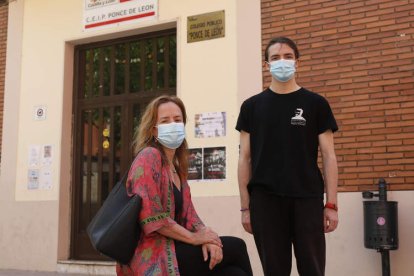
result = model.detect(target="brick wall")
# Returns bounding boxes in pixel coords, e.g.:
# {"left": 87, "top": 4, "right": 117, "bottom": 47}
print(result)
{"left": 0, "top": 2, "right": 8, "bottom": 158}
{"left": 261, "top": 0, "right": 414, "bottom": 192}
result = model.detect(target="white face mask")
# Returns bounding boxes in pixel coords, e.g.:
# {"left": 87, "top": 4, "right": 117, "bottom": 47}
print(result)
{"left": 269, "top": 59, "right": 296, "bottom": 82}
{"left": 156, "top": 122, "right": 185, "bottom": 149}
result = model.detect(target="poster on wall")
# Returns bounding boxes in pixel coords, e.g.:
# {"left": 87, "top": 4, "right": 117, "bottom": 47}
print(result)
{"left": 194, "top": 112, "right": 226, "bottom": 138}
{"left": 203, "top": 147, "right": 226, "bottom": 180}
{"left": 28, "top": 169, "right": 40, "bottom": 190}
{"left": 27, "top": 144, "right": 54, "bottom": 190}
{"left": 28, "top": 145, "right": 41, "bottom": 167}
{"left": 188, "top": 148, "right": 203, "bottom": 181}
{"left": 83, "top": 0, "right": 158, "bottom": 30}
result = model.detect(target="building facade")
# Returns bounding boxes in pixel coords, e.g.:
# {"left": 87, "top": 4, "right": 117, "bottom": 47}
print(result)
{"left": 0, "top": 0, "right": 413, "bottom": 275}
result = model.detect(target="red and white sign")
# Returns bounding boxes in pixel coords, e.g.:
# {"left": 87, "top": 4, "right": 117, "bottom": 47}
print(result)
{"left": 84, "top": 0, "right": 157, "bottom": 30}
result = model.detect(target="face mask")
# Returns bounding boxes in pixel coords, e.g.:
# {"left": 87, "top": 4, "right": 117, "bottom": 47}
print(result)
{"left": 269, "top": 59, "right": 296, "bottom": 82}
{"left": 156, "top": 122, "right": 185, "bottom": 149}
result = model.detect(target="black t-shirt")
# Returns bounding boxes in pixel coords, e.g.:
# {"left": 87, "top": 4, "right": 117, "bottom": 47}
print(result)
{"left": 236, "top": 87, "right": 338, "bottom": 198}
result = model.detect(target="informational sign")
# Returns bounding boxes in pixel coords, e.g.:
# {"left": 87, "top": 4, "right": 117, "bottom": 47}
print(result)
{"left": 188, "top": 147, "right": 226, "bottom": 181}
{"left": 27, "top": 144, "right": 54, "bottom": 190}
{"left": 84, "top": 0, "right": 158, "bottom": 30}
{"left": 195, "top": 112, "right": 226, "bottom": 138}
{"left": 187, "top": 10, "right": 225, "bottom": 43}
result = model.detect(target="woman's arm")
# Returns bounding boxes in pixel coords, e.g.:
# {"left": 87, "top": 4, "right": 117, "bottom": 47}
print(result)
{"left": 157, "top": 224, "right": 222, "bottom": 247}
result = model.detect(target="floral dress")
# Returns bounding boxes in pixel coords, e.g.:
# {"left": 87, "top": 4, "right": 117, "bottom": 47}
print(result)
{"left": 116, "top": 147, "right": 205, "bottom": 276}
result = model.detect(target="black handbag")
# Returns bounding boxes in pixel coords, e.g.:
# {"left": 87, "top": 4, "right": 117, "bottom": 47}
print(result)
{"left": 87, "top": 173, "right": 142, "bottom": 264}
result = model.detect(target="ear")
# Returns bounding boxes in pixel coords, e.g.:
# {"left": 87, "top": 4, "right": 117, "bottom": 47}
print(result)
{"left": 264, "top": 61, "right": 270, "bottom": 71}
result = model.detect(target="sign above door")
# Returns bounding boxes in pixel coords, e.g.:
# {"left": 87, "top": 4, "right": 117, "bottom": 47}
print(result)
{"left": 83, "top": 0, "right": 158, "bottom": 30}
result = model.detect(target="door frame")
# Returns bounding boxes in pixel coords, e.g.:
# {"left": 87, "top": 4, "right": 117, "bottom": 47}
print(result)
{"left": 70, "top": 28, "right": 176, "bottom": 260}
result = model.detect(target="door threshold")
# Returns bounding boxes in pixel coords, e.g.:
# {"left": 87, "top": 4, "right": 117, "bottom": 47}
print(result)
{"left": 57, "top": 260, "right": 116, "bottom": 275}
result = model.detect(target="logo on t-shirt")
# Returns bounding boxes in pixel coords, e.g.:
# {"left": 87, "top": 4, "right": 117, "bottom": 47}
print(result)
{"left": 291, "top": 108, "right": 306, "bottom": 126}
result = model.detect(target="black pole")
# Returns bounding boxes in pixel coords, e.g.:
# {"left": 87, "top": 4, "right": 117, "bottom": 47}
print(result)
{"left": 378, "top": 178, "right": 387, "bottom": 201}
{"left": 380, "top": 250, "right": 390, "bottom": 276}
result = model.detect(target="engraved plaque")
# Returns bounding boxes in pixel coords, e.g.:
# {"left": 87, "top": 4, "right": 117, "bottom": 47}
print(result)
{"left": 187, "top": 10, "right": 225, "bottom": 43}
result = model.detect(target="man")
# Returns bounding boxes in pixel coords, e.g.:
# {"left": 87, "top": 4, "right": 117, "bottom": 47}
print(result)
{"left": 236, "top": 37, "right": 339, "bottom": 276}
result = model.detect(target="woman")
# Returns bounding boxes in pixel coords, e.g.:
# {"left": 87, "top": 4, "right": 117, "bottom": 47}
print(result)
{"left": 117, "top": 95, "right": 253, "bottom": 276}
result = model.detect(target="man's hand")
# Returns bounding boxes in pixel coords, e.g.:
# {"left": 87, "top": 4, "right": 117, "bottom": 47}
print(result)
{"left": 202, "top": 243, "right": 223, "bottom": 270}
{"left": 241, "top": 210, "right": 253, "bottom": 234}
{"left": 324, "top": 208, "right": 338, "bottom": 233}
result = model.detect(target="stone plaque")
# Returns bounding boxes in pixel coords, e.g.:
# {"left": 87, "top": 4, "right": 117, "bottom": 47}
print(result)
{"left": 187, "top": 10, "right": 225, "bottom": 43}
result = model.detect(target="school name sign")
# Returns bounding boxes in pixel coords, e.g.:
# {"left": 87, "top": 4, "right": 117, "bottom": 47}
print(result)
{"left": 84, "top": 0, "right": 157, "bottom": 30}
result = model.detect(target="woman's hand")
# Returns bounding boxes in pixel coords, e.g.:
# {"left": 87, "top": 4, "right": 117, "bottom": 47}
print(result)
{"left": 202, "top": 243, "right": 223, "bottom": 270}
{"left": 191, "top": 227, "right": 222, "bottom": 247}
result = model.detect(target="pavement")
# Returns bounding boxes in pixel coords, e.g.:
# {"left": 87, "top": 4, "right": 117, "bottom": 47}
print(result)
{"left": 0, "top": 271, "right": 88, "bottom": 276}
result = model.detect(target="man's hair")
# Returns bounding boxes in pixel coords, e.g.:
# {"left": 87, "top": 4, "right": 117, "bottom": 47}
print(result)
{"left": 264, "top": 37, "right": 300, "bottom": 61}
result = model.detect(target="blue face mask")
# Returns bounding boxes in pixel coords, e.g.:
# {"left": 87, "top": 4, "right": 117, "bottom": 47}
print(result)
{"left": 269, "top": 59, "right": 296, "bottom": 82}
{"left": 156, "top": 122, "right": 185, "bottom": 149}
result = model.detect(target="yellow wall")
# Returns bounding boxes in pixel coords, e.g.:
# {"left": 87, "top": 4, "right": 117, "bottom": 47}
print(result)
{"left": 0, "top": 0, "right": 262, "bottom": 271}
{"left": 13, "top": 0, "right": 261, "bottom": 201}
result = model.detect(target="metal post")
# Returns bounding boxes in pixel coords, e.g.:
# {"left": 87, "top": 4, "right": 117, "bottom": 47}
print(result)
{"left": 378, "top": 178, "right": 387, "bottom": 201}
{"left": 380, "top": 250, "right": 390, "bottom": 276}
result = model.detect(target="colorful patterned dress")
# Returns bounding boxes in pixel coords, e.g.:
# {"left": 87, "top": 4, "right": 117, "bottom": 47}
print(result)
{"left": 116, "top": 147, "right": 205, "bottom": 276}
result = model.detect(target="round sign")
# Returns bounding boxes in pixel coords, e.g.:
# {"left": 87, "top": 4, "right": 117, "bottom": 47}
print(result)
{"left": 37, "top": 108, "right": 44, "bottom": 117}
{"left": 377, "top": 217, "right": 386, "bottom": 226}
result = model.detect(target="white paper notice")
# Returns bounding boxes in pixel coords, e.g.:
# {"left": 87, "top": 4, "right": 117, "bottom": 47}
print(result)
{"left": 194, "top": 112, "right": 226, "bottom": 138}
{"left": 39, "top": 168, "right": 53, "bottom": 190}
{"left": 28, "top": 169, "right": 40, "bottom": 190}
{"left": 42, "top": 144, "right": 53, "bottom": 166}
{"left": 27, "top": 144, "right": 54, "bottom": 191}
{"left": 28, "top": 145, "right": 41, "bottom": 167}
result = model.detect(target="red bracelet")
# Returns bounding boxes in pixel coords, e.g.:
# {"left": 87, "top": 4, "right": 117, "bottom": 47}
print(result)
{"left": 240, "top": 208, "right": 249, "bottom": 212}
{"left": 324, "top": 202, "right": 338, "bottom": 211}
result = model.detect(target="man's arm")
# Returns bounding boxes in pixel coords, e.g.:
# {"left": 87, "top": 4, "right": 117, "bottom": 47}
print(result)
{"left": 319, "top": 130, "right": 339, "bottom": 233}
{"left": 238, "top": 130, "right": 252, "bottom": 234}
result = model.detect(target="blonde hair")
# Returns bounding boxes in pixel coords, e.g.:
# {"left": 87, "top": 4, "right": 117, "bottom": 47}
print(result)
{"left": 133, "top": 95, "right": 188, "bottom": 179}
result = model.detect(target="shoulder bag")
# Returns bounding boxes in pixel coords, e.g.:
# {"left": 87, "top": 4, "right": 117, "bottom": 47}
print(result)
{"left": 87, "top": 173, "right": 142, "bottom": 265}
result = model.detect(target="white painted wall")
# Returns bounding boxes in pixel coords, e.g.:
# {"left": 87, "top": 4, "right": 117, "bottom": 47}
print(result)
{"left": 0, "top": 0, "right": 262, "bottom": 271}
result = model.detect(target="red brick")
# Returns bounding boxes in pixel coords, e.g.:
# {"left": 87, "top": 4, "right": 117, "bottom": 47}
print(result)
{"left": 365, "top": 7, "right": 395, "bottom": 17}
{"left": 380, "top": 20, "right": 410, "bottom": 32}
{"left": 369, "top": 79, "right": 400, "bottom": 87}
{"left": 261, "top": 0, "right": 414, "bottom": 191}
{"left": 379, "top": 0, "right": 409, "bottom": 9}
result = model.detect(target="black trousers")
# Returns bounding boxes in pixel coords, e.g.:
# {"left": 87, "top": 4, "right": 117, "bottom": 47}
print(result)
{"left": 175, "top": 236, "right": 253, "bottom": 276}
{"left": 250, "top": 189, "right": 326, "bottom": 276}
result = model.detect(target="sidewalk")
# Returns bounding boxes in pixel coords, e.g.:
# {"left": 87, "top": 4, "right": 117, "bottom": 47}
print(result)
{"left": 0, "top": 271, "right": 88, "bottom": 276}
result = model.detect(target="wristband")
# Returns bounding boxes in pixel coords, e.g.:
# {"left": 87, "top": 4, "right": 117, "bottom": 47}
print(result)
{"left": 240, "top": 208, "right": 249, "bottom": 212}
{"left": 324, "top": 202, "right": 338, "bottom": 211}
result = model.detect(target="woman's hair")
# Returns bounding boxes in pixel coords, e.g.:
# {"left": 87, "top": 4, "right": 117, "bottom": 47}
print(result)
{"left": 133, "top": 95, "right": 188, "bottom": 179}
{"left": 264, "top": 36, "right": 300, "bottom": 61}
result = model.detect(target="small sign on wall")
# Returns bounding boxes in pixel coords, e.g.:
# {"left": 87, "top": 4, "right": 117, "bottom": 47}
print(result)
{"left": 187, "top": 10, "right": 225, "bottom": 43}
{"left": 83, "top": 0, "right": 158, "bottom": 30}
{"left": 34, "top": 106, "right": 47, "bottom": 121}
{"left": 27, "top": 144, "right": 54, "bottom": 190}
